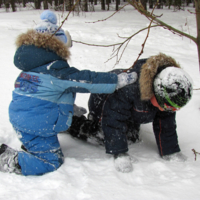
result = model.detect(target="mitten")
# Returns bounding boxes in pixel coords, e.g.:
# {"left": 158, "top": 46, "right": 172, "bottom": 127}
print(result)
{"left": 73, "top": 104, "right": 87, "bottom": 117}
{"left": 162, "top": 152, "right": 187, "bottom": 162}
{"left": 116, "top": 72, "right": 137, "bottom": 90}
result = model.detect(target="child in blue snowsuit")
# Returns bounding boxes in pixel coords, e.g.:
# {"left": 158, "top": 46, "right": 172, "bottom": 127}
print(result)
{"left": 0, "top": 11, "right": 137, "bottom": 176}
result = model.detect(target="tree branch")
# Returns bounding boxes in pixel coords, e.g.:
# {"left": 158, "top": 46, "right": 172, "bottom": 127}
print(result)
{"left": 127, "top": 0, "right": 197, "bottom": 44}
{"left": 73, "top": 24, "right": 160, "bottom": 65}
{"left": 44, "top": 0, "right": 80, "bottom": 44}
{"left": 123, "top": 1, "right": 158, "bottom": 72}
{"left": 86, "top": 3, "right": 129, "bottom": 24}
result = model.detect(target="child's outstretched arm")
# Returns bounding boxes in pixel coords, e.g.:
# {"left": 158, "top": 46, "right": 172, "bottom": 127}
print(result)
{"left": 51, "top": 70, "right": 137, "bottom": 94}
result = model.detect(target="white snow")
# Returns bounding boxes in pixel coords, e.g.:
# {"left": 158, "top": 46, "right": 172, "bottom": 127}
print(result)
{"left": 0, "top": 4, "right": 200, "bottom": 200}
{"left": 154, "top": 67, "right": 193, "bottom": 99}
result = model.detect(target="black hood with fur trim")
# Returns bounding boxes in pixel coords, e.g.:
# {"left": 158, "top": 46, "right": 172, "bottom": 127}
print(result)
{"left": 139, "top": 53, "right": 180, "bottom": 101}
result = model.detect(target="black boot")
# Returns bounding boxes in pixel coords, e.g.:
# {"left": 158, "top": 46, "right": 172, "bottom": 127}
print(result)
{"left": 67, "top": 116, "right": 104, "bottom": 145}
{"left": 67, "top": 116, "right": 88, "bottom": 141}
{"left": 0, "top": 144, "right": 21, "bottom": 174}
{"left": 126, "top": 122, "right": 140, "bottom": 143}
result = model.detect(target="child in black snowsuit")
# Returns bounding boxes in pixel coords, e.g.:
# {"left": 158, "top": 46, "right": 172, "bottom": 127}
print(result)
{"left": 68, "top": 53, "right": 193, "bottom": 173}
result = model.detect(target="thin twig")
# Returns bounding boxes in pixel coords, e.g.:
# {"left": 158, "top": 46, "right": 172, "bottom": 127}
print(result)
{"left": 123, "top": 1, "right": 158, "bottom": 72}
{"left": 127, "top": 0, "right": 197, "bottom": 44}
{"left": 187, "top": 9, "right": 200, "bottom": 15}
{"left": 73, "top": 25, "right": 160, "bottom": 65}
{"left": 86, "top": 3, "right": 129, "bottom": 24}
{"left": 43, "top": 0, "right": 80, "bottom": 44}
{"left": 192, "top": 149, "right": 200, "bottom": 161}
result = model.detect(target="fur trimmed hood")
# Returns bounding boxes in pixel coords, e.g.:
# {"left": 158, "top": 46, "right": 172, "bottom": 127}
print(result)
{"left": 139, "top": 53, "right": 181, "bottom": 101}
{"left": 15, "top": 29, "right": 70, "bottom": 60}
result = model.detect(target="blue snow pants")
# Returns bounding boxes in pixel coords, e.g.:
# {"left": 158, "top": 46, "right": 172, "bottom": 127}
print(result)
{"left": 15, "top": 128, "right": 64, "bottom": 176}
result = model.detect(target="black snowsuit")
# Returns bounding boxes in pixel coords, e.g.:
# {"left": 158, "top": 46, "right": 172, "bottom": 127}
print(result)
{"left": 88, "top": 53, "right": 181, "bottom": 156}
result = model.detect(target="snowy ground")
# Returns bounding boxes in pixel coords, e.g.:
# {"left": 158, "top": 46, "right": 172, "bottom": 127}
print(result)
{"left": 0, "top": 4, "right": 200, "bottom": 200}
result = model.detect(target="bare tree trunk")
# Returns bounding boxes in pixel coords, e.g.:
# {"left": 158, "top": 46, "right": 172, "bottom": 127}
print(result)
{"left": 10, "top": 0, "right": 16, "bottom": 11}
{"left": 195, "top": 0, "right": 200, "bottom": 68}
{"left": 186, "top": 0, "right": 191, "bottom": 6}
{"left": 168, "top": 0, "right": 172, "bottom": 8}
{"left": 149, "top": 0, "right": 153, "bottom": 8}
{"left": 106, "top": 0, "right": 109, "bottom": 10}
{"left": 55, "top": 0, "right": 58, "bottom": 6}
{"left": 116, "top": 0, "right": 119, "bottom": 10}
{"left": 22, "top": 0, "right": 26, "bottom": 7}
{"left": 140, "top": 0, "right": 147, "bottom": 10}
{"left": 101, "top": 0, "right": 105, "bottom": 10}
{"left": 34, "top": 0, "right": 41, "bottom": 9}
{"left": 157, "top": 0, "right": 161, "bottom": 9}
{"left": 48, "top": 0, "right": 52, "bottom": 5}
{"left": 66, "top": 0, "right": 72, "bottom": 10}
{"left": 84, "top": 0, "right": 88, "bottom": 11}
{"left": 5, "top": 0, "right": 9, "bottom": 11}
{"left": 43, "top": 0, "right": 48, "bottom": 9}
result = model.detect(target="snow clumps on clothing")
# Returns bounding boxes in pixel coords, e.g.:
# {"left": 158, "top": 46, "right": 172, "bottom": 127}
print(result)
{"left": 154, "top": 67, "right": 193, "bottom": 109}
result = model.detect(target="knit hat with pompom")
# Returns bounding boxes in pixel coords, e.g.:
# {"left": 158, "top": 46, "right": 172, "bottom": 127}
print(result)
{"left": 35, "top": 10, "right": 72, "bottom": 47}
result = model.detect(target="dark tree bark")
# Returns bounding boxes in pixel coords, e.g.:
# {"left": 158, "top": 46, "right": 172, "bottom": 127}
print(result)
{"left": 34, "top": 0, "right": 41, "bottom": 9}
{"left": 84, "top": 0, "right": 88, "bottom": 11}
{"left": 22, "top": 0, "right": 26, "bottom": 7}
{"left": 149, "top": 0, "right": 153, "bottom": 9}
{"left": 140, "top": 0, "right": 147, "bottom": 10}
{"left": 106, "top": 0, "right": 109, "bottom": 10}
{"left": 48, "top": 0, "right": 52, "bottom": 5}
{"left": 195, "top": 0, "right": 200, "bottom": 68}
{"left": 43, "top": 0, "right": 48, "bottom": 9}
{"left": 10, "top": 0, "right": 16, "bottom": 11}
{"left": 101, "top": 0, "right": 105, "bottom": 10}
{"left": 66, "top": 0, "right": 72, "bottom": 11}
{"left": 54, "top": 0, "right": 58, "bottom": 6}
{"left": 5, "top": 1, "right": 9, "bottom": 11}
{"left": 116, "top": 0, "right": 119, "bottom": 10}
{"left": 168, "top": 0, "right": 172, "bottom": 9}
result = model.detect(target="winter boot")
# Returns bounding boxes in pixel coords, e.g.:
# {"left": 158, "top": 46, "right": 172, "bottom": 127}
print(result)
{"left": 0, "top": 144, "right": 21, "bottom": 174}
{"left": 126, "top": 122, "right": 140, "bottom": 143}
{"left": 80, "top": 119, "right": 105, "bottom": 145}
{"left": 114, "top": 153, "right": 137, "bottom": 173}
{"left": 67, "top": 115, "right": 88, "bottom": 141}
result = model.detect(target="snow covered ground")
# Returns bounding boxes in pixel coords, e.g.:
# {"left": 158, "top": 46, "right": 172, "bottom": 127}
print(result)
{"left": 0, "top": 4, "right": 200, "bottom": 200}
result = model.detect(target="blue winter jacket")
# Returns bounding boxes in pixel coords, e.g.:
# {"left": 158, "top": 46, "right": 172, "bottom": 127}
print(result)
{"left": 9, "top": 30, "right": 118, "bottom": 135}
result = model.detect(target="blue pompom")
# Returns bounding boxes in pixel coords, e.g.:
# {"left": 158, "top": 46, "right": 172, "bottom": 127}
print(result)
{"left": 40, "top": 10, "right": 57, "bottom": 24}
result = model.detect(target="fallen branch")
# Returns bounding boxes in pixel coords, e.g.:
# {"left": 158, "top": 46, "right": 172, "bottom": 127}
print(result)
{"left": 192, "top": 149, "right": 200, "bottom": 161}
